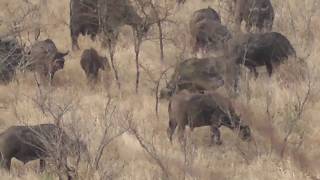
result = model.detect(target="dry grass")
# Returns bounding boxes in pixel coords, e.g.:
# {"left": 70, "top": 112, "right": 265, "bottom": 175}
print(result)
{"left": 0, "top": 0, "right": 320, "bottom": 179}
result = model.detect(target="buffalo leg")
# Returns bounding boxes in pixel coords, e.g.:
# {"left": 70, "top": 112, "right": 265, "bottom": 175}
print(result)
{"left": 265, "top": 61, "right": 273, "bottom": 77}
{"left": 90, "top": 34, "right": 96, "bottom": 41}
{"left": 248, "top": 65, "right": 258, "bottom": 78}
{"left": 0, "top": 158, "right": 11, "bottom": 171}
{"left": 39, "top": 159, "right": 45, "bottom": 172}
{"left": 211, "top": 126, "right": 222, "bottom": 145}
{"left": 71, "top": 32, "right": 80, "bottom": 51}
{"left": 264, "top": 20, "right": 273, "bottom": 32}
{"left": 177, "top": 125, "right": 186, "bottom": 144}
{"left": 245, "top": 22, "right": 252, "bottom": 33}
{"left": 167, "top": 120, "right": 177, "bottom": 142}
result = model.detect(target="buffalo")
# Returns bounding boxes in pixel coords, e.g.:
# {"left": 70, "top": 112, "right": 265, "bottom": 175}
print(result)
{"left": 70, "top": 0, "right": 150, "bottom": 50}
{"left": 190, "top": 7, "right": 231, "bottom": 56}
{"left": 167, "top": 90, "right": 251, "bottom": 145}
{"left": 70, "top": 0, "right": 99, "bottom": 50}
{"left": 234, "top": 0, "right": 274, "bottom": 32}
{"left": 26, "top": 39, "right": 69, "bottom": 84}
{"left": 228, "top": 32, "right": 296, "bottom": 77}
{"left": 0, "top": 124, "right": 88, "bottom": 175}
{"left": 160, "top": 57, "right": 228, "bottom": 99}
{"left": 0, "top": 37, "right": 23, "bottom": 84}
{"left": 80, "top": 48, "right": 110, "bottom": 84}
{"left": 190, "top": 7, "right": 221, "bottom": 25}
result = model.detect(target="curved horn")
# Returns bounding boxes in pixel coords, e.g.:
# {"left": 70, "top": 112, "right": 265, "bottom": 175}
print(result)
{"left": 55, "top": 51, "right": 69, "bottom": 59}
{"left": 61, "top": 50, "right": 69, "bottom": 56}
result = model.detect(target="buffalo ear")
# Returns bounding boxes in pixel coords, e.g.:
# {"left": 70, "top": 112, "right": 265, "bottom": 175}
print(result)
{"left": 55, "top": 51, "right": 69, "bottom": 59}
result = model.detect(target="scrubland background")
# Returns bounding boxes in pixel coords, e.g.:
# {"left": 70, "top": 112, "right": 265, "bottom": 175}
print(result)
{"left": 0, "top": 0, "right": 320, "bottom": 179}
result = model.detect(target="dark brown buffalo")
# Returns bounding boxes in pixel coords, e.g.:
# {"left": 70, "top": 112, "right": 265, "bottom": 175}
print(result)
{"left": 191, "top": 19, "right": 232, "bottom": 55}
{"left": 167, "top": 91, "right": 251, "bottom": 145}
{"left": 0, "top": 124, "right": 88, "bottom": 174}
{"left": 229, "top": 32, "right": 296, "bottom": 77}
{"left": 190, "top": 7, "right": 221, "bottom": 25}
{"left": 70, "top": 0, "right": 99, "bottom": 50}
{"left": 80, "top": 48, "right": 110, "bottom": 83}
{"left": 26, "top": 39, "right": 69, "bottom": 84}
{"left": 160, "top": 57, "right": 227, "bottom": 99}
{"left": 234, "top": 0, "right": 274, "bottom": 32}
{"left": 0, "top": 37, "right": 23, "bottom": 84}
{"left": 70, "top": 0, "right": 150, "bottom": 50}
{"left": 190, "top": 7, "right": 231, "bottom": 55}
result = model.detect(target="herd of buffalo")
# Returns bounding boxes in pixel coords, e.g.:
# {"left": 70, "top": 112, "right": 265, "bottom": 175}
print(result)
{"left": 0, "top": 0, "right": 307, "bottom": 176}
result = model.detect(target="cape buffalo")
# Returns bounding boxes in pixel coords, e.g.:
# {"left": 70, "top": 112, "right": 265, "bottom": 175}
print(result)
{"left": 160, "top": 57, "right": 227, "bottom": 99}
{"left": 80, "top": 48, "right": 110, "bottom": 84}
{"left": 190, "top": 7, "right": 221, "bottom": 25}
{"left": 190, "top": 19, "right": 232, "bottom": 56}
{"left": 228, "top": 32, "right": 296, "bottom": 77}
{"left": 0, "top": 37, "right": 23, "bottom": 84}
{"left": 26, "top": 39, "right": 69, "bottom": 84}
{"left": 70, "top": 0, "right": 99, "bottom": 50}
{"left": 0, "top": 124, "right": 88, "bottom": 174}
{"left": 190, "top": 7, "right": 231, "bottom": 56}
{"left": 167, "top": 90, "right": 251, "bottom": 145}
{"left": 70, "top": 0, "right": 150, "bottom": 50}
{"left": 234, "top": 0, "right": 274, "bottom": 32}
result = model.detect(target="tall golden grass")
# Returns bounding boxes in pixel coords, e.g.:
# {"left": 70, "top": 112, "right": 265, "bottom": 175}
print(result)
{"left": 0, "top": 0, "right": 320, "bottom": 179}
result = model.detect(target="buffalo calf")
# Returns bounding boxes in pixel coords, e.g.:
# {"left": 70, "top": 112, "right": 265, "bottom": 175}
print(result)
{"left": 80, "top": 48, "right": 110, "bottom": 84}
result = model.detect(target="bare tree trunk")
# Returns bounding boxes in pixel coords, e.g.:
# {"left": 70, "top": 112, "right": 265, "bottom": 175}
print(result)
{"left": 98, "top": 0, "right": 121, "bottom": 90}
{"left": 155, "top": 79, "right": 160, "bottom": 118}
{"left": 107, "top": 41, "right": 121, "bottom": 90}
{"left": 134, "top": 30, "right": 142, "bottom": 93}
{"left": 135, "top": 49, "right": 140, "bottom": 93}
{"left": 157, "top": 21, "right": 164, "bottom": 62}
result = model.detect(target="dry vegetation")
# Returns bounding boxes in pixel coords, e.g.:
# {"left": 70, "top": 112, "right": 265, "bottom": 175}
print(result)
{"left": 0, "top": 0, "right": 320, "bottom": 179}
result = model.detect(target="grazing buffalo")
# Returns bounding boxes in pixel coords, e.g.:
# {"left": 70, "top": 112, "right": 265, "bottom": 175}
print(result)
{"left": 0, "top": 124, "right": 88, "bottom": 174}
{"left": 0, "top": 37, "right": 23, "bottom": 84}
{"left": 70, "top": 0, "right": 99, "bottom": 50}
{"left": 160, "top": 57, "right": 228, "bottom": 99}
{"left": 229, "top": 32, "right": 296, "bottom": 77}
{"left": 190, "top": 7, "right": 231, "bottom": 55}
{"left": 70, "top": 0, "right": 150, "bottom": 50}
{"left": 80, "top": 48, "right": 110, "bottom": 84}
{"left": 234, "top": 0, "right": 274, "bottom": 32}
{"left": 167, "top": 91, "right": 251, "bottom": 145}
{"left": 26, "top": 39, "right": 69, "bottom": 84}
